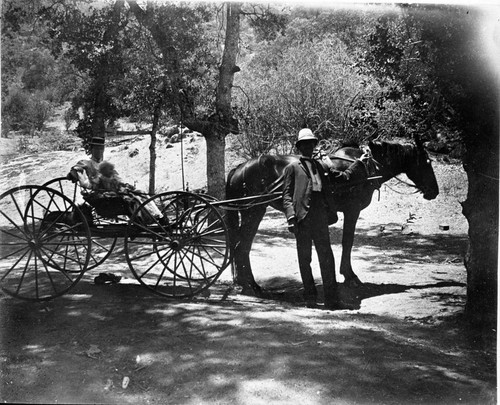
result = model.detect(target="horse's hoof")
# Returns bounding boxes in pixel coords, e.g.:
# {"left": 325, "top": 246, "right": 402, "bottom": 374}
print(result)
{"left": 241, "top": 285, "right": 262, "bottom": 297}
{"left": 344, "top": 277, "right": 363, "bottom": 289}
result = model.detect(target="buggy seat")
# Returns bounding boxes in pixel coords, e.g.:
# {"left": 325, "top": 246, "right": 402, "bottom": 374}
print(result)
{"left": 81, "top": 190, "right": 134, "bottom": 218}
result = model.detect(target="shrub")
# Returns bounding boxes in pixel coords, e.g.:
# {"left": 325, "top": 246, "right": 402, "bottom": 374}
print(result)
{"left": 2, "top": 86, "right": 31, "bottom": 132}
{"left": 234, "top": 35, "right": 381, "bottom": 157}
{"left": 64, "top": 107, "right": 79, "bottom": 131}
{"left": 2, "top": 86, "right": 54, "bottom": 134}
{"left": 17, "top": 129, "right": 80, "bottom": 154}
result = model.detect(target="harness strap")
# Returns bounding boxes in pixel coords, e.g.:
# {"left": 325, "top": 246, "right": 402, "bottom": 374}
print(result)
{"left": 360, "top": 145, "right": 382, "bottom": 190}
{"left": 263, "top": 173, "right": 284, "bottom": 193}
{"left": 241, "top": 162, "right": 249, "bottom": 197}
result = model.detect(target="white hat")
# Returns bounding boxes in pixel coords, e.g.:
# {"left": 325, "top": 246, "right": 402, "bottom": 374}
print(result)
{"left": 296, "top": 128, "right": 318, "bottom": 146}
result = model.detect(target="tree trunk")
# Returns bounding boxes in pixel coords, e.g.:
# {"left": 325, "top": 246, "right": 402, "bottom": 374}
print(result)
{"left": 149, "top": 106, "right": 161, "bottom": 195}
{"left": 440, "top": 12, "right": 499, "bottom": 334}
{"left": 90, "top": 0, "right": 125, "bottom": 161}
{"left": 206, "top": 133, "right": 227, "bottom": 199}
{"left": 206, "top": 2, "right": 241, "bottom": 199}
{"left": 462, "top": 117, "right": 498, "bottom": 330}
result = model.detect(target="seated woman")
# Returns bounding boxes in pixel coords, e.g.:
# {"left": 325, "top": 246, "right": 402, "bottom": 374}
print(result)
{"left": 68, "top": 160, "right": 164, "bottom": 222}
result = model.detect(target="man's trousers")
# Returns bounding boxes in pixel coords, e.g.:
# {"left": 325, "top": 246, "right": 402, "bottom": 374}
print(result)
{"left": 294, "top": 191, "right": 338, "bottom": 304}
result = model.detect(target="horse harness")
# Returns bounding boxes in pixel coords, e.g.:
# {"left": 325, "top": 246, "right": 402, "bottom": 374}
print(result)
{"left": 236, "top": 146, "right": 383, "bottom": 210}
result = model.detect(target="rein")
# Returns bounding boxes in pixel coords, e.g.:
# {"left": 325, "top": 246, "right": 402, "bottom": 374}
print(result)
{"left": 361, "top": 146, "right": 421, "bottom": 195}
{"left": 212, "top": 192, "right": 282, "bottom": 211}
{"left": 383, "top": 178, "right": 421, "bottom": 195}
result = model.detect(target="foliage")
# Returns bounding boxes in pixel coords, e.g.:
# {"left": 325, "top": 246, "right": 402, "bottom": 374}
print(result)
{"left": 359, "top": 4, "right": 481, "bottom": 152}
{"left": 245, "top": 4, "right": 289, "bottom": 42}
{"left": 119, "top": 2, "right": 219, "bottom": 123}
{"left": 235, "top": 29, "right": 384, "bottom": 157}
{"left": 1, "top": 1, "right": 483, "bottom": 162}
{"left": 39, "top": 1, "right": 220, "bottom": 154}
{"left": 2, "top": 86, "right": 54, "bottom": 134}
{"left": 17, "top": 128, "right": 79, "bottom": 154}
{"left": 1, "top": 0, "right": 79, "bottom": 135}
{"left": 46, "top": 1, "right": 130, "bottom": 141}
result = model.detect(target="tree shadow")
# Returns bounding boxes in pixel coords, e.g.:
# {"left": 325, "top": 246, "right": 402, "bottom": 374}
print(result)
{"left": 247, "top": 229, "right": 468, "bottom": 309}
{"left": 0, "top": 279, "right": 494, "bottom": 405}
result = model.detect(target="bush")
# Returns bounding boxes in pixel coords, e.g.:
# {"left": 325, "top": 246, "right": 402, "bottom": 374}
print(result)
{"left": 64, "top": 107, "right": 79, "bottom": 131}
{"left": 2, "top": 86, "right": 54, "bottom": 134}
{"left": 234, "top": 35, "right": 382, "bottom": 157}
{"left": 2, "top": 86, "right": 30, "bottom": 132}
{"left": 17, "top": 129, "right": 80, "bottom": 154}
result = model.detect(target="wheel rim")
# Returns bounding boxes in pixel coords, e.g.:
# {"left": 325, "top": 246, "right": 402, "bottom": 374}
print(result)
{"left": 125, "top": 191, "right": 230, "bottom": 298}
{"left": 42, "top": 177, "right": 117, "bottom": 270}
{"left": 0, "top": 185, "right": 91, "bottom": 301}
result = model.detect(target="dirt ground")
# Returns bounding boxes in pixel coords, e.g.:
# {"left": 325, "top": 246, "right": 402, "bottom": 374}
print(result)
{"left": 0, "top": 134, "right": 496, "bottom": 404}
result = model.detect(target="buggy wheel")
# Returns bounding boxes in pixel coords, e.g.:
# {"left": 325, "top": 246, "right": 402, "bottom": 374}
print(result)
{"left": 0, "top": 185, "right": 91, "bottom": 301}
{"left": 42, "top": 177, "right": 117, "bottom": 270}
{"left": 124, "top": 191, "right": 230, "bottom": 298}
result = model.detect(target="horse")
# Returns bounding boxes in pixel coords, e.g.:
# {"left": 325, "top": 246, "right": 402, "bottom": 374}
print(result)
{"left": 224, "top": 136, "right": 439, "bottom": 297}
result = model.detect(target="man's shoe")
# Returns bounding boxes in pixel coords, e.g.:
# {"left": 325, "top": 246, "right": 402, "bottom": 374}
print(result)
{"left": 303, "top": 291, "right": 318, "bottom": 309}
{"left": 324, "top": 300, "right": 356, "bottom": 310}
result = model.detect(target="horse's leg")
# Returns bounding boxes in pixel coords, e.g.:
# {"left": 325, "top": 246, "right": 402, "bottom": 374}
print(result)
{"left": 224, "top": 209, "right": 241, "bottom": 280}
{"left": 233, "top": 206, "right": 267, "bottom": 296}
{"left": 339, "top": 209, "right": 363, "bottom": 288}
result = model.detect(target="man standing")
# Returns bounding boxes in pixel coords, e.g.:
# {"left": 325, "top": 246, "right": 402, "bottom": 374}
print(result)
{"left": 283, "top": 128, "right": 368, "bottom": 309}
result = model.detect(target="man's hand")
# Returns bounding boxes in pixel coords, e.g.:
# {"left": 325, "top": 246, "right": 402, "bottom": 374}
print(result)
{"left": 287, "top": 218, "right": 297, "bottom": 234}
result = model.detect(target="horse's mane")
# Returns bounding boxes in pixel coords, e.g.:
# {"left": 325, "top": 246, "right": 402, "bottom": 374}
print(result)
{"left": 369, "top": 140, "right": 418, "bottom": 168}
{"left": 339, "top": 140, "right": 360, "bottom": 148}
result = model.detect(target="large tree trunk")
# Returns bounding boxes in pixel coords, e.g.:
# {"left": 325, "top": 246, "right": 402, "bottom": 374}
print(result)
{"left": 206, "top": 133, "right": 227, "bottom": 198}
{"left": 206, "top": 2, "right": 241, "bottom": 199}
{"left": 459, "top": 52, "right": 499, "bottom": 330}
{"left": 462, "top": 117, "right": 498, "bottom": 329}
{"left": 434, "top": 9, "right": 500, "bottom": 334}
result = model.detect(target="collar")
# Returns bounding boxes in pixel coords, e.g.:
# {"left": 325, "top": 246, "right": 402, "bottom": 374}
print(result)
{"left": 300, "top": 157, "right": 317, "bottom": 174}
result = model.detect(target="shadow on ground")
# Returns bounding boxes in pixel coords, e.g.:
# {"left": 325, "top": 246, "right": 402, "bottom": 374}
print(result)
{"left": 0, "top": 279, "right": 496, "bottom": 405}
{"left": 257, "top": 277, "right": 466, "bottom": 311}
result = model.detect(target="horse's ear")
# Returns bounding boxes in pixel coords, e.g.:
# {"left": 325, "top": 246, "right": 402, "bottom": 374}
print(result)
{"left": 413, "top": 133, "right": 424, "bottom": 149}
{"left": 363, "top": 128, "right": 380, "bottom": 143}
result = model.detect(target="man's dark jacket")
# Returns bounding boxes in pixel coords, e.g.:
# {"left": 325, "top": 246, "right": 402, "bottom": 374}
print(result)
{"left": 283, "top": 158, "right": 366, "bottom": 225}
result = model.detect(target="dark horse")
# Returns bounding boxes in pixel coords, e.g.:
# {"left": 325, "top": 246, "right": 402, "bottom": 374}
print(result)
{"left": 225, "top": 136, "right": 439, "bottom": 296}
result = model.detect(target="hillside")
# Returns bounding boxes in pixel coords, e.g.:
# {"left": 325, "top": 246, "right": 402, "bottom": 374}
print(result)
{"left": 0, "top": 133, "right": 245, "bottom": 194}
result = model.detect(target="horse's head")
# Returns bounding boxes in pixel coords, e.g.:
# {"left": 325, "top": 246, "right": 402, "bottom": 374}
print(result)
{"left": 408, "top": 134, "right": 439, "bottom": 200}
{"left": 368, "top": 135, "right": 439, "bottom": 200}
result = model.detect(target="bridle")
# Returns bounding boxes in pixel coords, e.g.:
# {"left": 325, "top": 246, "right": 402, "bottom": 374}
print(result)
{"left": 318, "top": 144, "right": 422, "bottom": 195}
{"left": 366, "top": 145, "right": 423, "bottom": 195}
